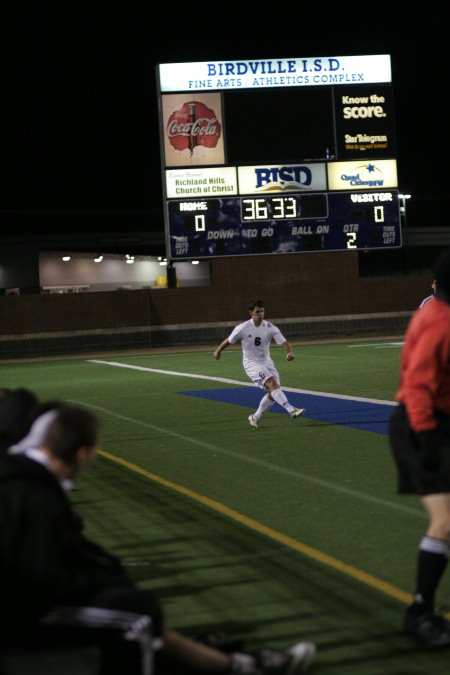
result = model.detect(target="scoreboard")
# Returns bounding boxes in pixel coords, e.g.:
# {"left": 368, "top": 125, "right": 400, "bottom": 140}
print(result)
{"left": 156, "top": 54, "right": 401, "bottom": 260}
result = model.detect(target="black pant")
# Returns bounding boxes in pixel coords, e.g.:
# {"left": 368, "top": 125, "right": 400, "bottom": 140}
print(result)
{"left": 389, "top": 405, "right": 450, "bottom": 495}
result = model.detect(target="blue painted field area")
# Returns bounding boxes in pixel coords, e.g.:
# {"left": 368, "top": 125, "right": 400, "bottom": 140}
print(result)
{"left": 180, "top": 387, "right": 395, "bottom": 435}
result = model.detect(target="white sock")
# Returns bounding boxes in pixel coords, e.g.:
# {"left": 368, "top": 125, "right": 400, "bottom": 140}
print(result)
{"left": 230, "top": 652, "right": 258, "bottom": 674}
{"left": 255, "top": 394, "right": 274, "bottom": 418}
{"left": 270, "top": 388, "right": 294, "bottom": 414}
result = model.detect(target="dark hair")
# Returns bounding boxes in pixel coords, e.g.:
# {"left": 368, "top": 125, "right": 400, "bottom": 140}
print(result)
{"left": 433, "top": 248, "right": 450, "bottom": 294}
{"left": 0, "top": 388, "right": 40, "bottom": 453}
{"left": 43, "top": 405, "right": 99, "bottom": 464}
{"left": 249, "top": 299, "right": 264, "bottom": 310}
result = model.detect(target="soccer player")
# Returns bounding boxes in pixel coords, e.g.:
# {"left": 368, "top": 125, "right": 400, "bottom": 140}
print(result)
{"left": 389, "top": 248, "right": 450, "bottom": 647}
{"left": 214, "top": 299, "right": 305, "bottom": 428}
{"left": 419, "top": 279, "right": 437, "bottom": 308}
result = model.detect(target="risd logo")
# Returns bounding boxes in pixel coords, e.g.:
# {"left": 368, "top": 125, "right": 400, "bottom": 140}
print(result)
{"left": 255, "top": 166, "right": 312, "bottom": 191}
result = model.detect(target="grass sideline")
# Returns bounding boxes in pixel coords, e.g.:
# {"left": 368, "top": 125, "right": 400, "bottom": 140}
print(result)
{"left": 1, "top": 339, "right": 450, "bottom": 672}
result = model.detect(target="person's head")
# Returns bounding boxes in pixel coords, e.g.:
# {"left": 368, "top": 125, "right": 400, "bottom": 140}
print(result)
{"left": 433, "top": 248, "right": 450, "bottom": 302}
{"left": 0, "top": 388, "right": 40, "bottom": 453}
{"left": 10, "top": 403, "right": 100, "bottom": 480}
{"left": 248, "top": 299, "right": 265, "bottom": 323}
{"left": 43, "top": 405, "right": 99, "bottom": 467}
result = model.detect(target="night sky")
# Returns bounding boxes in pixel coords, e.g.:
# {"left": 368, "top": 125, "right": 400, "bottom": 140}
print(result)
{"left": 3, "top": 4, "right": 448, "bottom": 238}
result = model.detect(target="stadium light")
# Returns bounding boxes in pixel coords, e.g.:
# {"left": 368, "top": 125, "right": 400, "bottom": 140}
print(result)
{"left": 398, "top": 194, "right": 412, "bottom": 272}
{"left": 398, "top": 193, "right": 411, "bottom": 215}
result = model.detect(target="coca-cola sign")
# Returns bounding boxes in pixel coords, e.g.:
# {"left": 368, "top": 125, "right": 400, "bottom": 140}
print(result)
{"left": 167, "top": 101, "right": 221, "bottom": 155}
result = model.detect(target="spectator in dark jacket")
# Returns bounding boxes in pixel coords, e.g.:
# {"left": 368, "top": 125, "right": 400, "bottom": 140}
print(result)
{"left": 0, "top": 401, "right": 315, "bottom": 675}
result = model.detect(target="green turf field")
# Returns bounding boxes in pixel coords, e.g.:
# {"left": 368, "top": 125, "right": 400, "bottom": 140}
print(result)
{"left": 1, "top": 338, "right": 449, "bottom": 673}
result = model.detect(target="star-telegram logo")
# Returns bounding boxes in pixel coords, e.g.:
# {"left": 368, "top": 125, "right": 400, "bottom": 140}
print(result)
{"left": 340, "top": 162, "right": 384, "bottom": 187}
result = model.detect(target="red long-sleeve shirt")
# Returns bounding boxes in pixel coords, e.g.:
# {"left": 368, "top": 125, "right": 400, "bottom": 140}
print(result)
{"left": 397, "top": 297, "right": 450, "bottom": 432}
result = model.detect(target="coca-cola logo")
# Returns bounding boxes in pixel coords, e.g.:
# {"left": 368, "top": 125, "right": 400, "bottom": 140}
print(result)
{"left": 167, "top": 101, "right": 221, "bottom": 155}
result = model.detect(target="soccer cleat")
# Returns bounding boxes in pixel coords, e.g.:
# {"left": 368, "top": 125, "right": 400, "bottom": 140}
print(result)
{"left": 404, "top": 606, "right": 450, "bottom": 646}
{"left": 257, "top": 641, "right": 316, "bottom": 674}
{"left": 248, "top": 414, "right": 259, "bottom": 428}
{"left": 290, "top": 408, "right": 305, "bottom": 419}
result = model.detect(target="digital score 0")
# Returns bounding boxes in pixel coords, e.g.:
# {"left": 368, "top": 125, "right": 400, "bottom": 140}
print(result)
{"left": 157, "top": 55, "right": 402, "bottom": 260}
{"left": 167, "top": 190, "right": 400, "bottom": 258}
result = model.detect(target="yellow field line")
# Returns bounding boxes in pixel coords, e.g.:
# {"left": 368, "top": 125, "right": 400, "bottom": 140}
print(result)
{"left": 99, "top": 448, "right": 413, "bottom": 606}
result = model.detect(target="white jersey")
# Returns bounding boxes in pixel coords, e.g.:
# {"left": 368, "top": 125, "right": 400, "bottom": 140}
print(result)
{"left": 227, "top": 319, "right": 286, "bottom": 371}
{"left": 419, "top": 294, "right": 435, "bottom": 309}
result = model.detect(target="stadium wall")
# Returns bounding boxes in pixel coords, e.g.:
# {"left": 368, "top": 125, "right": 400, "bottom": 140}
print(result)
{"left": 0, "top": 252, "right": 432, "bottom": 359}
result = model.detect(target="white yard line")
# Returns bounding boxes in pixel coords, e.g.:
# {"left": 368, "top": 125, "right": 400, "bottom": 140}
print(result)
{"left": 88, "top": 358, "right": 397, "bottom": 406}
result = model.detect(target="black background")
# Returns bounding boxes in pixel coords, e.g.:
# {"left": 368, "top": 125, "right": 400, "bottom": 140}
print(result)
{"left": 3, "top": 3, "right": 449, "bottom": 243}
{"left": 223, "top": 88, "right": 334, "bottom": 164}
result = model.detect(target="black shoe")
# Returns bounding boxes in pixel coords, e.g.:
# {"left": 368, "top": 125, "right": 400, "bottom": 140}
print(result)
{"left": 256, "top": 641, "right": 316, "bottom": 674}
{"left": 405, "top": 606, "right": 450, "bottom": 647}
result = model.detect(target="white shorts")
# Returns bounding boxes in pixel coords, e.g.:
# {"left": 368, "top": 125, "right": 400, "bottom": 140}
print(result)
{"left": 244, "top": 361, "right": 280, "bottom": 388}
